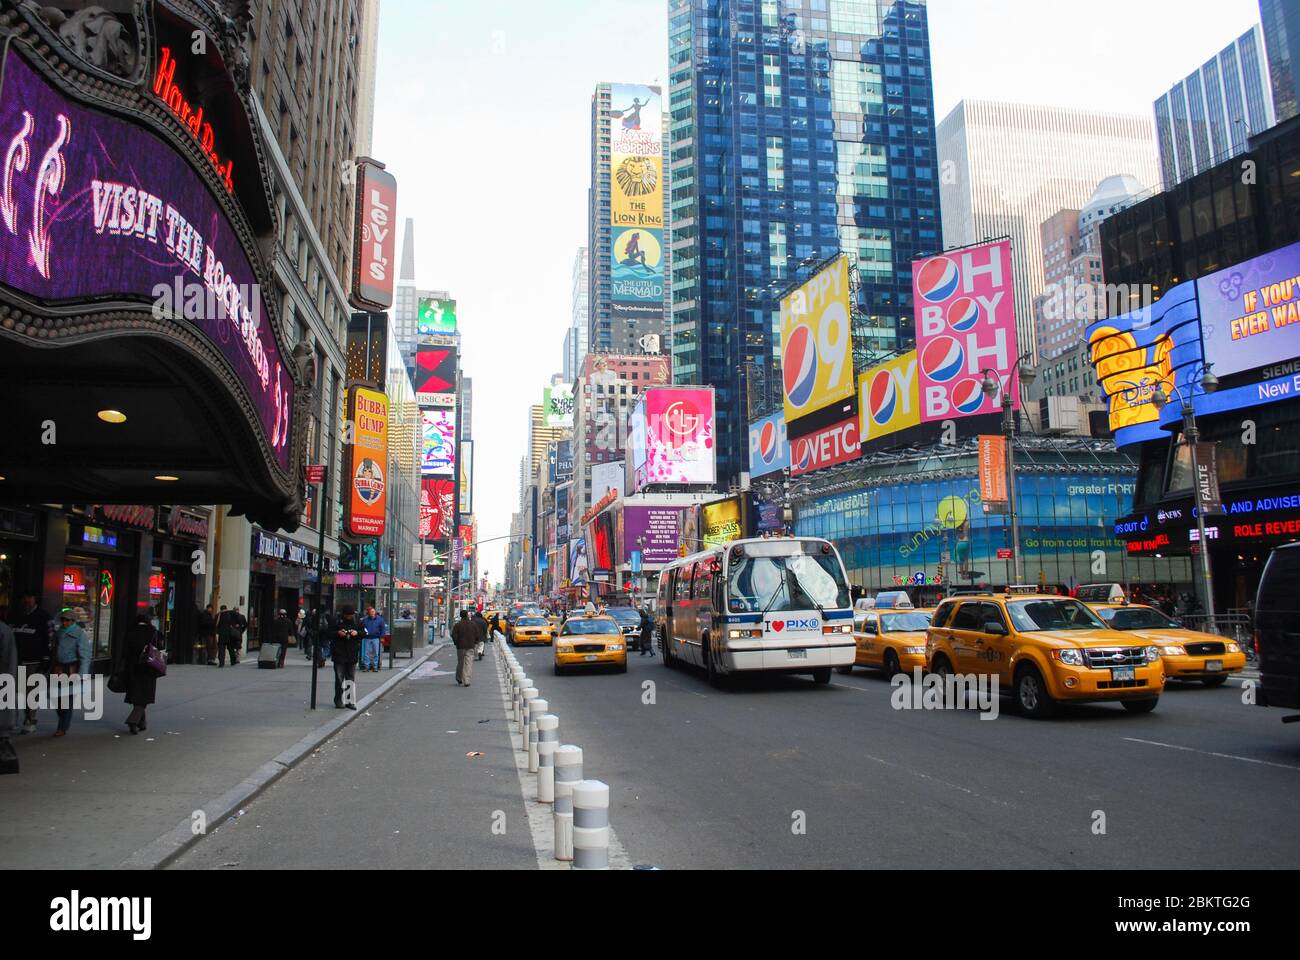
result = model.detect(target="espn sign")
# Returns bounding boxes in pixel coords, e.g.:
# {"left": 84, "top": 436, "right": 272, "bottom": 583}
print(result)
{"left": 790, "top": 416, "right": 860, "bottom": 477}
{"left": 349, "top": 158, "right": 397, "bottom": 311}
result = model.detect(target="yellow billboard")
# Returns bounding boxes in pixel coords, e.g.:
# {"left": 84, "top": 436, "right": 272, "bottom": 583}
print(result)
{"left": 611, "top": 154, "right": 664, "bottom": 229}
{"left": 701, "top": 497, "right": 743, "bottom": 548}
{"left": 781, "top": 256, "right": 854, "bottom": 423}
{"left": 1087, "top": 323, "right": 1173, "bottom": 434}
{"left": 858, "top": 350, "right": 920, "bottom": 442}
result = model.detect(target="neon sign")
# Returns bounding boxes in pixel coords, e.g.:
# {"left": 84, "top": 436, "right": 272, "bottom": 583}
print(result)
{"left": 153, "top": 47, "right": 234, "bottom": 193}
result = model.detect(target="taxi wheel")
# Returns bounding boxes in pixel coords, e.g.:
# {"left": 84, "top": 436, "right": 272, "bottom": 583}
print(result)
{"left": 883, "top": 650, "right": 902, "bottom": 680}
{"left": 554, "top": 664, "right": 566, "bottom": 676}
{"left": 1121, "top": 696, "right": 1159, "bottom": 713}
{"left": 617, "top": 661, "right": 628, "bottom": 674}
{"left": 929, "top": 655, "right": 954, "bottom": 702}
{"left": 1014, "top": 664, "right": 1056, "bottom": 719}
{"left": 1201, "top": 675, "right": 1228, "bottom": 688}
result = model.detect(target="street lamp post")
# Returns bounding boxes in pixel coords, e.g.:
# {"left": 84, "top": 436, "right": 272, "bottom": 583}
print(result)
{"left": 1153, "top": 367, "right": 1219, "bottom": 619}
{"left": 980, "top": 354, "right": 1036, "bottom": 586}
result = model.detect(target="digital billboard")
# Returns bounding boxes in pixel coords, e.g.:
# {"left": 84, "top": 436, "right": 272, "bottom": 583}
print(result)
{"left": 912, "top": 240, "right": 1019, "bottom": 422}
{"left": 0, "top": 51, "right": 294, "bottom": 468}
{"left": 344, "top": 387, "right": 388, "bottom": 539}
{"left": 420, "top": 407, "right": 456, "bottom": 476}
{"left": 781, "top": 256, "right": 854, "bottom": 424}
{"left": 748, "top": 410, "right": 790, "bottom": 478}
{"left": 635, "top": 387, "right": 716, "bottom": 488}
{"left": 414, "top": 344, "right": 457, "bottom": 398}
{"left": 543, "top": 384, "right": 575, "bottom": 428}
{"left": 623, "top": 505, "right": 689, "bottom": 565}
{"left": 420, "top": 478, "right": 454, "bottom": 539}
{"left": 417, "top": 297, "right": 457, "bottom": 336}
{"left": 459, "top": 440, "right": 473, "bottom": 514}
{"left": 701, "top": 497, "right": 743, "bottom": 547}
{"left": 1196, "top": 238, "right": 1300, "bottom": 377}
{"left": 859, "top": 350, "right": 920, "bottom": 442}
{"left": 589, "top": 512, "right": 616, "bottom": 575}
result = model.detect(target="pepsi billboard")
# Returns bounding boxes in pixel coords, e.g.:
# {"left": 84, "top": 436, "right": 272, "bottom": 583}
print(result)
{"left": 913, "top": 240, "right": 1019, "bottom": 423}
{"left": 748, "top": 410, "right": 790, "bottom": 478}
{"left": 858, "top": 350, "right": 920, "bottom": 443}
{"left": 781, "top": 256, "right": 855, "bottom": 425}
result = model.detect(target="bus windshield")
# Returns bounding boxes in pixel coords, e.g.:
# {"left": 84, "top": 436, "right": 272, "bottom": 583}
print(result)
{"left": 727, "top": 552, "right": 850, "bottom": 613}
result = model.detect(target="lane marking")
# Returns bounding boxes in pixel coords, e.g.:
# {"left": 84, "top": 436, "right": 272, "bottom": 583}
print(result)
{"left": 1122, "top": 737, "right": 1300, "bottom": 772}
{"left": 494, "top": 651, "right": 632, "bottom": 869}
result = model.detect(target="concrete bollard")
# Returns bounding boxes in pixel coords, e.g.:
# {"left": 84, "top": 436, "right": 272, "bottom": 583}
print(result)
{"left": 572, "top": 779, "right": 610, "bottom": 870}
{"left": 553, "top": 745, "right": 583, "bottom": 861}
{"left": 519, "top": 686, "right": 537, "bottom": 734}
{"left": 536, "top": 714, "right": 559, "bottom": 803}
{"left": 527, "top": 698, "right": 547, "bottom": 773}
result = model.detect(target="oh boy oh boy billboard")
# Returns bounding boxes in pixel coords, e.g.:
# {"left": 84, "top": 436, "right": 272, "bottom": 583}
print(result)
{"left": 912, "top": 240, "right": 1019, "bottom": 422}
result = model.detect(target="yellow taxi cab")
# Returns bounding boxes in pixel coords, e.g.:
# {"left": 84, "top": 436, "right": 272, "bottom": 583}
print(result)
{"left": 839, "top": 604, "right": 934, "bottom": 678}
{"left": 1086, "top": 602, "right": 1247, "bottom": 687}
{"left": 553, "top": 614, "right": 627, "bottom": 675}
{"left": 926, "top": 588, "right": 1165, "bottom": 718}
{"left": 510, "top": 614, "right": 555, "bottom": 646}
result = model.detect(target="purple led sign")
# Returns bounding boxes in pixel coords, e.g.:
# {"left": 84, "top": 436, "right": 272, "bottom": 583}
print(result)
{"left": 0, "top": 51, "right": 292, "bottom": 469}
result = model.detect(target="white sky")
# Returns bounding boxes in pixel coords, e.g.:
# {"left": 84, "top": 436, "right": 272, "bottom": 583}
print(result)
{"left": 369, "top": 0, "right": 1265, "bottom": 582}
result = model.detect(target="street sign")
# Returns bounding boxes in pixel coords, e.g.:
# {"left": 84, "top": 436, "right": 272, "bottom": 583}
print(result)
{"left": 996, "top": 548, "right": 1013, "bottom": 560}
{"left": 305, "top": 464, "right": 326, "bottom": 485}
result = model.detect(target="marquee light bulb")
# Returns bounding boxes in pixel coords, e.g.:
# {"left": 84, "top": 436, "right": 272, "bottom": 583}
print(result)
{"left": 97, "top": 409, "right": 127, "bottom": 423}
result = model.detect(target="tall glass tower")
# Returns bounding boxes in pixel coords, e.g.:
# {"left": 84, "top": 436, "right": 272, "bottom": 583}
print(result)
{"left": 668, "top": 0, "right": 941, "bottom": 487}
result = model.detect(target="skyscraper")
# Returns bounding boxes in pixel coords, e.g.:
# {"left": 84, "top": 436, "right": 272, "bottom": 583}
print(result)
{"left": 938, "top": 100, "right": 1159, "bottom": 360}
{"left": 1259, "top": 0, "right": 1300, "bottom": 123}
{"left": 669, "top": 0, "right": 942, "bottom": 486}
{"left": 589, "top": 83, "right": 671, "bottom": 356}
{"left": 1153, "top": 25, "right": 1276, "bottom": 189}
{"left": 565, "top": 246, "right": 590, "bottom": 381}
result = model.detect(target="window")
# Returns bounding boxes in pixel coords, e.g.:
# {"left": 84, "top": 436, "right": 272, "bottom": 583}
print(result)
{"left": 949, "top": 602, "right": 983, "bottom": 631}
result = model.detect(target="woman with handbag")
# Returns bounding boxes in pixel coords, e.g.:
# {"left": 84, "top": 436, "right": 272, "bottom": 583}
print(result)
{"left": 122, "top": 613, "right": 165, "bottom": 735}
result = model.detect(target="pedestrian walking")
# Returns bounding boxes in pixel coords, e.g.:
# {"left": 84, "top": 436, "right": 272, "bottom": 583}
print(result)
{"left": 216, "top": 605, "right": 244, "bottom": 666}
{"left": 51, "top": 608, "right": 92, "bottom": 737}
{"left": 639, "top": 605, "right": 656, "bottom": 656}
{"left": 314, "top": 607, "right": 331, "bottom": 667}
{"left": 10, "top": 594, "right": 53, "bottom": 734}
{"left": 452, "top": 610, "right": 477, "bottom": 686}
{"left": 361, "top": 605, "right": 388, "bottom": 672}
{"left": 297, "top": 609, "right": 312, "bottom": 660}
{"left": 197, "top": 603, "right": 217, "bottom": 665}
{"left": 270, "top": 609, "right": 293, "bottom": 668}
{"left": 0, "top": 615, "right": 17, "bottom": 774}
{"left": 122, "top": 613, "right": 163, "bottom": 734}
{"left": 472, "top": 610, "right": 488, "bottom": 660}
{"left": 330, "top": 605, "right": 362, "bottom": 709}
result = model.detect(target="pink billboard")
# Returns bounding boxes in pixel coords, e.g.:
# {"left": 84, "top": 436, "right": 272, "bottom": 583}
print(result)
{"left": 636, "top": 387, "right": 716, "bottom": 487}
{"left": 912, "top": 240, "right": 1019, "bottom": 422}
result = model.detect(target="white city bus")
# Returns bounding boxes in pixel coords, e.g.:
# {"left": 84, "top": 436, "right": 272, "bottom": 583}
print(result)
{"left": 654, "top": 537, "right": 855, "bottom": 685}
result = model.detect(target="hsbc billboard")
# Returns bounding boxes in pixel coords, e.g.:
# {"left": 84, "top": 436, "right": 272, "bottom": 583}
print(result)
{"left": 790, "top": 415, "right": 860, "bottom": 477}
{"left": 912, "top": 240, "right": 1019, "bottom": 423}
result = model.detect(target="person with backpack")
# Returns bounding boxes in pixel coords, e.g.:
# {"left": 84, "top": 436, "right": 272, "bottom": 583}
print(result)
{"left": 122, "top": 613, "right": 164, "bottom": 734}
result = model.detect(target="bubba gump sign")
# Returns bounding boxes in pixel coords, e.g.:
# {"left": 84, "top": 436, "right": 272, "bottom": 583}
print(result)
{"left": 344, "top": 385, "right": 389, "bottom": 539}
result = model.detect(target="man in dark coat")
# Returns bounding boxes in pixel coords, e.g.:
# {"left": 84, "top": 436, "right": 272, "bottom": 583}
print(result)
{"left": 11, "top": 594, "right": 53, "bottom": 733}
{"left": 269, "top": 609, "right": 293, "bottom": 667}
{"left": 122, "top": 613, "right": 161, "bottom": 734}
{"left": 451, "top": 611, "right": 478, "bottom": 686}
{"left": 639, "top": 606, "right": 656, "bottom": 656}
{"left": 472, "top": 610, "right": 489, "bottom": 661}
{"left": 330, "top": 605, "right": 362, "bottom": 709}
{"left": 197, "top": 603, "right": 217, "bottom": 665}
{"left": 216, "top": 605, "right": 245, "bottom": 666}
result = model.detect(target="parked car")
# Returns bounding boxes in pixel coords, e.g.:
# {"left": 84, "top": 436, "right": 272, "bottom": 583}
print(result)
{"left": 1254, "top": 542, "right": 1300, "bottom": 720}
{"left": 1087, "top": 602, "right": 1246, "bottom": 686}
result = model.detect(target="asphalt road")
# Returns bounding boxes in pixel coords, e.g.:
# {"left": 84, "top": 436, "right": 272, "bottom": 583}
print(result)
{"left": 508, "top": 644, "right": 1300, "bottom": 869}
{"left": 175, "top": 641, "right": 1300, "bottom": 869}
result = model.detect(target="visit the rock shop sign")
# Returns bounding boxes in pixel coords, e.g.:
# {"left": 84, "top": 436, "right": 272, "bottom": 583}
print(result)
{"left": 0, "top": 50, "right": 292, "bottom": 469}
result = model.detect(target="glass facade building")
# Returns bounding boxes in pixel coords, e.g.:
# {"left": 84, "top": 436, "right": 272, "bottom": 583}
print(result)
{"left": 793, "top": 441, "right": 1192, "bottom": 601}
{"left": 1260, "top": 0, "right": 1300, "bottom": 124}
{"left": 668, "top": 0, "right": 942, "bottom": 487}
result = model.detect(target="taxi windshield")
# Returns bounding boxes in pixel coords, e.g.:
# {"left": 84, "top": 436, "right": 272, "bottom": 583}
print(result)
{"left": 1095, "top": 606, "right": 1180, "bottom": 630}
{"left": 880, "top": 611, "right": 933, "bottom": 633}
{"left": 518, "top": 617, "right": 549, "bottom": 626}
{"left": 563, "top": 618, "right": 618, "bottom": 636}
{"left": 1006, "top": 598, "right": 1106, "bottom": 631}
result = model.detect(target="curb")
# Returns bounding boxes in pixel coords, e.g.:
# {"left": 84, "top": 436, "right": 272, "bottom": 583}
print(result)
{"left": 119, "top": 642, "right": 450, "bottom": 870}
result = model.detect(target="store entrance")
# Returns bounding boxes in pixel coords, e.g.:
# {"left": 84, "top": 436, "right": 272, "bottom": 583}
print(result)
{"left": 62, "top": 556, "right": 121, "bottom": 666}
{"left": 1213, "top": 543, "right": 1268, "bottom": 615}
{"left": 248, "top": 573, "right": 275, "bottom": 651}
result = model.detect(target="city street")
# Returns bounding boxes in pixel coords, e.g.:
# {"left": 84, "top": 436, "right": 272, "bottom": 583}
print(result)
{"left": 174, "top": 640, "right": 1299, "bottom": 870}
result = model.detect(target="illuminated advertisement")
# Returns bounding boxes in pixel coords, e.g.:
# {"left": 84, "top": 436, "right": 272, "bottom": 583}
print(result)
{"left": 459, "top": 440, "right": 473, "bottom": 514}
{"left": 421, "top": 408, "right": 456, "bottom": 476}
{"left": 0, "top": 50, "right": 293, "bottom": 468}
{"left": 701, "top": 497, "right": 743, "bottom": 548}
{"left": 858, "top": 350, "right": 920, "bottom": 443}
{"left": 569, "top": 537, "right": 590, "bottom": 584}
{"left": 344, "top": 386, "right": 388, "bottom": 539}
{"left": 414, "top": 344, "right": 457, "bottom": 397}
{"left": 781, "top": 257, "right": 854, "bottom": 423}
{"left": 1196, "top": 239, "right": 1300, "bottom": 377}
{"left": 1087, "top": 280, "right": 1200, "bottom": 446}
{"left": 791, "top": 415, "right": 860, "bottom": 477}
{"left": 351, "top": 159, "right": 397, "bottom": 311}
{"left": 912, "top": 240, "right": 1019, "bottom": 422}
{"left": 636, "top": 387, "right": 716, "bottom": 487}
{"left": 543, "top": 384, "right": 575, "bottom": 428}
{"left": 748, "top": 409, "right": 791, "bottom": 478}
{"left": 417, "top": 297, "right": 457, "bottom": 336}
{"left": 420, "top": 478, "right": 454, "bottom": 539}
{"left": 589, "top": 512, "right": 615, "bottom": 575}
{"left": 622, "top": 505, "right": 689, "bottom": 565}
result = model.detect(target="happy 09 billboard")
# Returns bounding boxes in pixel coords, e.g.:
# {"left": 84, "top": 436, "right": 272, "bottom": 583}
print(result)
{"left": 781, "top": 256, "right": 854, "bottom": 424}
{"left": 912, "top": 240, "right": 1019, "bottom": 421}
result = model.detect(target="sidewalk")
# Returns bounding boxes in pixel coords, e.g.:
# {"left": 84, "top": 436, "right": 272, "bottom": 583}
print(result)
{"left": 0, "top": 641, "right": 439, "bottom": 869}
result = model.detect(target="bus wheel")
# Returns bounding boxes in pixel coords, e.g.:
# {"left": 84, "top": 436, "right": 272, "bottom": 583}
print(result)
{"left": 705, "top": 639, "right": 723, "bottom": 688}
{"left": 812, "top": 667, "right": 832, "bottom": 684}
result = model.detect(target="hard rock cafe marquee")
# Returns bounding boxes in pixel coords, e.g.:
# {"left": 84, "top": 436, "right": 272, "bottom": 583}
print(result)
{"left": 0, "top": 0, "right": 309, "bottom": 529}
